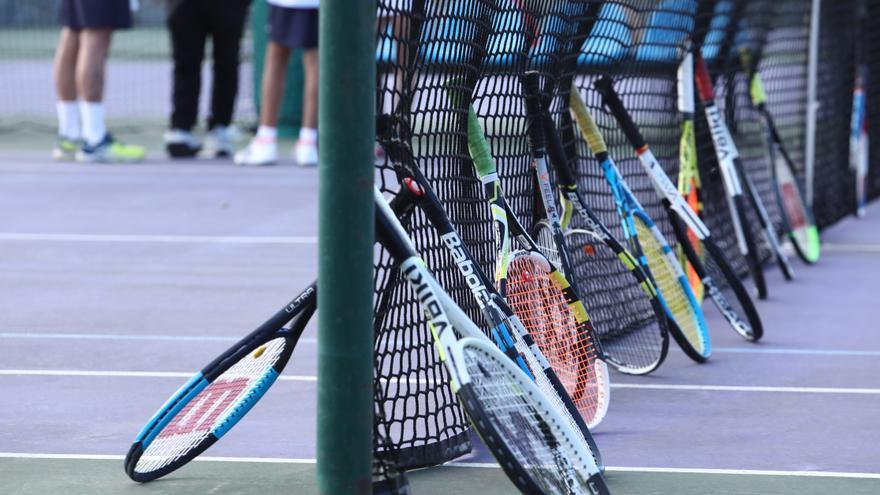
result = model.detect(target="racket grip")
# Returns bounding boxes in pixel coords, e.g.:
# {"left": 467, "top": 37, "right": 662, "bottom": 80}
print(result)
{"left": 569, "top": 85, "right": 608, "bottom": 155}
{"left": 521, "top": 71, "right": 546, "bottom": 153}
{"left": 694, "top": 54, "right": 715, "bottom": 103}
{"left": 594, "top": 76, "right": 647, "bottom": 150}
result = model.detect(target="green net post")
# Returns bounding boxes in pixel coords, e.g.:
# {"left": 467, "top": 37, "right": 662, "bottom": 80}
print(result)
{"left": 316, "top": 1, "right": 375, "bottom": 494}
{"left": 250, "top": 0, "right": 304, "bottom": 137}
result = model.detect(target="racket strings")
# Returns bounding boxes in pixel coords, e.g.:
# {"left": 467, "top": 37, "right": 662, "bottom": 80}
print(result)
{"left": 461, "top": 344, "right": 594, "bottom": 494}
{"left": 505, "top": 255, "right": 601, "bottom": 426}
{"left": 134, "top": 337, "right": 287, "bottom": 475}
{"left": 632, "top": 218, "right": 706, "bottom": 353}
{"left": 564, "top": 229, "right": 666, "bottom": 372}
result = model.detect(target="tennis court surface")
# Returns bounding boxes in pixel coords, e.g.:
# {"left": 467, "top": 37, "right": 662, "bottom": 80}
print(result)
{"left": 0, "top": 154, "right": 878, "bottom": 494}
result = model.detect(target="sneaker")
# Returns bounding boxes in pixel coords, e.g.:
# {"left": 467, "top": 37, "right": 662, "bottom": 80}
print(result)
{"left": 53, "top": 136, "right": 81, "bottom": 161}
{"left": 76, "top": 133, "right": 146, "bottom": 163}
{"left": 164, "top": 128, "right": 202, "bottom": 158}
{"left": 294, "top": 139, "right": 318, "bottom": 167}
{"left": 234, "top": 136, "right": 277, "bottom": 166}
{"left": 204, "top": 125, "right": 235, "bottom": 158}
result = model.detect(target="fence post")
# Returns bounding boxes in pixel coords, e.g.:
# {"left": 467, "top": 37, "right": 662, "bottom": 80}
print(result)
{"left": 317, "top": 1, "right": 376, "bottom": 493}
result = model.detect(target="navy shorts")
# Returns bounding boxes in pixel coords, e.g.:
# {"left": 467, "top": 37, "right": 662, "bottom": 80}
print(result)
{"left": 60, "top": 0, "right": 133, "bottom": 30}
{"left": 268, "top": 6, "right": 318, "bottom": 49}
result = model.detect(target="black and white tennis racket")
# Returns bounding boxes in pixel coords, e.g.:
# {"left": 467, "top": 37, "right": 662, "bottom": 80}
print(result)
{"left": 595, "top": 75, "right": 763, "bottom": 342}
{"left": 738, "top": 47, "right": 821, "bottom": 264}
{"left": 692, "top": 53, "right": 769, "bottom": 298}
{"left": 522, "top": 71, "right": 669, "bottom": 375}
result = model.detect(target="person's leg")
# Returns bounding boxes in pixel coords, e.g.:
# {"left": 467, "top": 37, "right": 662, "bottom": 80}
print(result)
{"left": 76, "top": 28, "right": 112, "bottom": 146}
{"left": 165, "top": 0, "right": 208, "bottom": 157}
{"left": 207, "top": 0, "right": 249, "bottom": 130}
{"left": 53, "top": 27, "right": 82, "bottom": 158}
{"left": 168, "top": 0, "right": 207, "bottom": 133}
{"left": 233, "top": 40, "right": 290, "bottom": 165}
{"left": 260, "top": 41, "right": 293, "bottom": 129}
{"left": 204, "top": 0, "right": 250, "bottom": 157}
{"left": 72, "top": 0, "right": 143, "bottom": 163}
{"left": 294, "top": 47, "right": 318, "bottom": 166}
{"left": 292, "top": 8, "right": 319, "bottom": 167}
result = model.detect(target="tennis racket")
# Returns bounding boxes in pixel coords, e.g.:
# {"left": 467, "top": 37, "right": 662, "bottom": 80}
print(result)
{"left": 454, "top": 86, "right": 610, "bottom": 429}
{"left": 521, "top": 71, "right": 669, "bottom": 375}
{"left": 375, "top": 187, "right": 611, "bottom": 495}
{"left": 851, "top": 0, "right": 869, "bottom": 219}
{"left": 125, "top": 283, "right": 316, "bottom": 482}
{"left": 595, "top": 75, "right": 763, "bottom": 342}
{"left": 738, "top": 47, "right": 821, "bottom": 264}
{"left": 570, "top": 83, "right": 710, "bottom": 362}
{"left": 677, "top": 52, "right": 706, "bottom": 301}
{"left": 376, "top": 113, "right": 604, "bottom": 468}
{"left": 692, "top": 53, "right": 768, "bottom": 298}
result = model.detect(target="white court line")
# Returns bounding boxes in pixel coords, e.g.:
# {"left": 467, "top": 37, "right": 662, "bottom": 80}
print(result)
{"left": 5, "top": 332, "right": 880, "bottom": 357}
{"left": 1, "top": 453, "right": 878, "bottom": 479}
{"left": 0, "top": 332, "right": 318, "bottom": 345}
{"left": 612, "top": 383, "right": 880, "bottom": 395}
{"left": 0, "top": 233, "right": 317, "bottom": 245}
{"left": 822, "top": 242, "right": 880, "bottom": 253}
{"left": 3, "top": 369, "right": 880, "bottom": 394}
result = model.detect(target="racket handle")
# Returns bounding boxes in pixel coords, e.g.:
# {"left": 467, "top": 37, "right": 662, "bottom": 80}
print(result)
{"left": 521, "top": 71, "right": 546, "bottom": 154}
{"left": 594, "top": 76, "right": 647, "bottom": 151}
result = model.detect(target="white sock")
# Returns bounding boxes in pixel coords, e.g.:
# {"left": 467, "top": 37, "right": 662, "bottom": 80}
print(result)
{"left": 56, "top": 101, "right": 80, "bottom": 140}
{"left": 79, "top": 101, "right": 107, "bottom": 146}
{"left": 298, "top": 127, "right": 317, "bottom": 143}
{"left": 256, "top": 125, "right": 277, "bottom": 141}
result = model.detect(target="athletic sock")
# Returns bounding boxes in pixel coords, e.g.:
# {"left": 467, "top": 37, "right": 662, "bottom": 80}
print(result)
{"left": 298, "top": 127, "right": 317, "bottom": 143}
{"left": 256, "top": 125, "right": 278, "bottom": 141}
{"left": 56, "top": 101, "right": 80, "bottom": 140}
{"left": 79, "top": 101, "right": 107, "bottom": 147}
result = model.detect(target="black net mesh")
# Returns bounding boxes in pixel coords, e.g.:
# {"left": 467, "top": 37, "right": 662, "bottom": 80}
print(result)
{"left": 368, "top": 0, "right": 876, "bottom": 485}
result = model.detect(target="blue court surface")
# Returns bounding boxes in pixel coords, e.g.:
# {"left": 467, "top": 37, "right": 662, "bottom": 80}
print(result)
{"left": 1, "top": 153, "right": 878, "bottom": 494}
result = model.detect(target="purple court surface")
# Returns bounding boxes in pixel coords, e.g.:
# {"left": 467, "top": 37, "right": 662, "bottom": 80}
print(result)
{"left": 0, "top": 152, "right": 878, "bottom": 494}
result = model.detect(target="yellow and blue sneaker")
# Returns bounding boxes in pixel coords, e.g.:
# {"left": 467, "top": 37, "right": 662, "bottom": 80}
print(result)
{"left": 52, "top": 137, "right": 81, "bottom": 161}
{"left": 76, "top": 133, "right": 145, "bottom": 163}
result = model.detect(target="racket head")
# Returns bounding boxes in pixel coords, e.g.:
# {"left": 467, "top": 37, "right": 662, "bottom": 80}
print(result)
{"left": 701, "top": 239, "right": 764, "bottom": 341}
{"left": 538, "top": 220, "right": 668, "bottom": 375}
{"left": 125, "top": 291, "right": 315, "bottom": 482}
{"left": 733, "top": 194, "right": 768, "bottom": 300}
{"left": 504, "top": 248, "right": 609, "bottom": 427}
{"left": 772, "top": 152, "right": 820, "bottom": 264}
{"left": 631, "top": 211, "right": 711, "bottom": 361}
{"left": 456, "top": 336, "right": 609, "bottom": 495}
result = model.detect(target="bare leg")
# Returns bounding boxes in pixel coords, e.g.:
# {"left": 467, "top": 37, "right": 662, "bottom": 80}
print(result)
{"left": 259, "top": 41, "right": 293, "bottom": 127}
{"left": 300, "top": 48, "right": 318, "bottom": 130}
{"left": 76, "top": 29, "right": 113, "bottom": 102}
{"left": 54, "top": 28, "right": 80, "bottom": 101}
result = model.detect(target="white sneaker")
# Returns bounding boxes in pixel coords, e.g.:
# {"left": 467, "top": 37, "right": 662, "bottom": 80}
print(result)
{"left": 204, "top": 125, "right": 235, "bottom": 158}
{"left": 164, "top": 129, "right": 201, "bottom": 158}
{"left": 234, "top": 136, "right": 277, "bottom": 166}
{"left": 294, "top": 139, "right": 318, "bottom": 167}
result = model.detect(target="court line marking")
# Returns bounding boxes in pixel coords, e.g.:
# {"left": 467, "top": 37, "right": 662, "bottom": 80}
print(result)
{"left": 0, "top": 233, "right": 317, "bottom": 245}
{"left": 3, "top": 369, "right": 880, "bottom": 394}
{"left": 0, "top": 332, "right": 319, "bottom": 345}
{"left": 1, "top": 453, "right": 878, "bottom": 479}
{"left": 4, "top": 332, "right": 880, "bottom": 356}
{"left": 822, "top": 242, "right": 880, "bottom": 253}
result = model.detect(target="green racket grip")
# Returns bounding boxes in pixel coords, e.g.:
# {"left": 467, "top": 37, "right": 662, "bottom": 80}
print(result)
{"left": 467, "top": 107, "right": 497, "bottom": 178}
{"left": 569, "top": 85, "right": 608, "bottom": 155}
{"left": 738, "top": 48, "right": 767, "bottom": 107}
{"left": 442, "top": 76, "right": 498, "bottom": 179}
